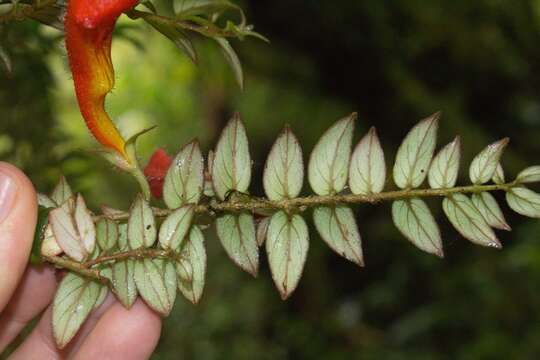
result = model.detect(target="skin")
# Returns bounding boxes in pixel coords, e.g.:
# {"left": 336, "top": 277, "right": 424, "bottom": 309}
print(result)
{"left": 65, "top": 0, "right": 139, "bottom": 159}
{"left": 0, "top": 162, "right": 161, "bottom": 359}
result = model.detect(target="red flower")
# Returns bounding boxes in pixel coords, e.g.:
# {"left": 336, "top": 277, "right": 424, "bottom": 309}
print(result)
{"left": 144, "top": 148, "right": 173, "bottom": 198}
{"left": 65, "top": 0, "right": 139, "bottom": 160}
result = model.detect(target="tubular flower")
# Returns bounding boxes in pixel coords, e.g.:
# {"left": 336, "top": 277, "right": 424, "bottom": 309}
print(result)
{"left": 65, "top": 0, "right": 139, "bottom": 160}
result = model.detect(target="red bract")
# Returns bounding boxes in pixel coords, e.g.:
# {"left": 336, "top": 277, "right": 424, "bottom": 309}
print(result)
{"left": 65, "top": 0, "right": 139, "bottom": 160}
{"left": 144, "top": 148, "right": 173, "bottom": 198}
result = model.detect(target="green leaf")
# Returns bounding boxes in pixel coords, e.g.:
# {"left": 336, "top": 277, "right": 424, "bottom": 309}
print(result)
{"left": 50, "top": 176, "right": 73, "bottom": 206}
{"left": 256, "top": 217, "right": 270, "bottom": 247}
{"left": 128, "top": 195, "right": 156, "bottom": 249}
{"left": 96, "top": 218, "right": 119, "bottom": 252}
{"left": 263, "top": 126, "right": 304, "bottom": 200}
{"left": 49, "top": 196, "right": 95, "bottom": 262}
{"left": 516, "top": 166, "right": 540, "bottom": 184}
{"left": 178, "top": 226, "right": 206, "bottom": 304}
{"left": 443, "top": 194, "right": 501, "bottom": 248}
{"left": 214, "top": 37, "right": 243, "bottom": 90}
{"left": 140, "top": 0, "right": 157, "bottom": 14}
{"left": 392, "top": 198, "right": 443, "bottom": 257}
{"left": 163, "top": 261, "right": 178, "bottom": 309}
{"left": 134, "top": 259, "right": 172, "bottom": 315}
{"left": 158, "top": 205, "right": 195, "bottom": 250}
{"left": 393, "top": 113, "right": 439, "bottom": 189}
{"left": 506, "top": 187, "right": 540, "bottom": 219}
{"left": 308, "top": 114, "right": 355, "bottom": 195}
{"left": 163, "top": 140, "right": 204, "bottom": 209}
{"left": 143, "top": 17, "right": 198, "bottom": 63}
{"left": 74, "top": 195, "right": 96, "bottom": 255}
{"left": 492, "top": 163, "right": 505, "bottom": 184}
{"left": 117, "top": 223, "right": 129, "bottom": 251}
{"left": 266, "top": 211, "right": 309, "bottom": 299}
{"left": 428, "top": 137, "right": 461, "bottom": 189}
{"left": 175, "top": 0, "right": 243, "bottom": 20}
{"left": 112, "top": 260, "right": 137, "bottom": 309}
{"left": 95, "top": 268, "right": 112, "bottom": 310}
{"left": 469, "top": 138, "right": 509, "bottom": 184}
{"left": 313, "top": 206, "right": 363, "bottom": 266}
{"left": 471, "top": 192, "right": 511, "bottom": 231}
{"left": 37, "top": 193, "right": 56, "bottom": 208}
{"left": 212, "top": 114, "right": 252, "bottom": 200}
{"left": 52, "top": 274, "right": 100, "bottom": 349}
{"left": 30, "top": 206, "right": 52, "bottom": 264}
{"left": 349, "top": 127, "right": 386, "bottom": 195}
{"left": 41, "top": 224, "right": 62, "bottom": 257}
{"left": 216, "top": 213, "right": 258, "bottom": 276}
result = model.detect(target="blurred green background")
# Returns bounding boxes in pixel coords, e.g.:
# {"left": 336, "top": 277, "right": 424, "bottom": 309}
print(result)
{"left": 3, "top": 0, "right": 540, "bottom": 359}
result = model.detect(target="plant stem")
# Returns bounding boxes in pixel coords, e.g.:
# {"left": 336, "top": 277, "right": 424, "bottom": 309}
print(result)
{"left": 43, "top": 248, "right": 178, "bottom": 283}
{"left": 94, "top": 182, "right": 517, "bottom": 222}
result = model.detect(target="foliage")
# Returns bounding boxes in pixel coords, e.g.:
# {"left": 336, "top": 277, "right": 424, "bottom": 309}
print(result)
{"left": 33, "top": 112, "right": 540, "bottom": 348}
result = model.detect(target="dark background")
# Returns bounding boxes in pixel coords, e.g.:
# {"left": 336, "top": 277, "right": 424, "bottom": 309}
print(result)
{"left": 2, "top": 0, "right": 540, "bottom": 359}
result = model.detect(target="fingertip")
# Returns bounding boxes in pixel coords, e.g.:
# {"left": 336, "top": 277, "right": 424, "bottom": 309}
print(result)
{"left": 74, "top": 299, "right": 162, "bottom": 359}
{"left": 0, "top": 162, "right": 38, "bottom": 312}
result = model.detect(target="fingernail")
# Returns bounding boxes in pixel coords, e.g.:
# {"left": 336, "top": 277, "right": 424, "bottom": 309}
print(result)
{"left": 0, "top": 170, "right": 17, "bottom": 223}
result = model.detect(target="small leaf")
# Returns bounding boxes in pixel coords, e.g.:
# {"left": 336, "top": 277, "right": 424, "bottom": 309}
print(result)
{"left": 96, "top": 218, "right": 119, "bottom": 252}
{"left": 178, "top": 225, "right": 207, "bottom": 304}
{"left": 256, "top": 217, "right": 270, "bottom": 247}
{"left": 506, "top": 187, "right": 540, "bottom": 219}
{"left": 50, "top": 176, "right": 73, "bottom": 206}
{"left": 493, "top": 163, "right": 505, "bottom": 184}
{"left": 308, "top": 114, "right": 355, "bottom": 195}
{"left": 428, "top": 137, "right": 461, "bottom": 189}
{"left": 74, "top": 195, "right": 96, "bottom": 255}
{"left": 263, "top": 126, "right": 304, "bottom": 200}
{"left": 52, "top": 274, "right": 100, "bottom": 348}
{"left": 144, "top": 17, "right": 198, "bottom": 63}
{"left": 94, "top": 267, "right": 112, "bottom": 310}
{"left": 117, "top": 223, "right": 129, "bottom": 251}
{"left": 266, "top": 211, "right": 309, "bottom": 299}
{"left": 37, "top": 193, "right": 56, "bottom": 208}
{"left": 313, "top": 206, "right": 363, "bottom": 266}
{"left": 215, "top": 37, "right": 243, "bottom": 90}
{"left": 516, "top": 166, "right": 540, "bottom": 184}
{"left": 212, "top": 114, "right": 252, "bottom": 200}
{"left": 392, "top": 198, "right": 443, "bottom": 257}
{"left": 216, "top": 213, "right": 258, "bottom": 276}
{"left": 163, "top": 261, "right": 177, "bottom": 309}
{"left": 472, "top": 192, "right": 511, "bottom": 231}
{"left": 128, "top": 195, "right": 156, "bottom": 249}
{"left": 443, "top": 194, "right": 501, "bottom": 248}
{"left": 49, "top": 198, "right": 87, "bottom": 261}
{"left": 41, "top": 224, "right": 62, "bottom": 258}
{"left": 112, "top": 260, "right": 137, "bottom": 309}
{"left": 349, "top": 127, "right": 386, "bottom": 195}
{"left": 176, "top": 258, "right": 193, "bottom": 283}
{"left": 469, "top": 138, "right": 509, "bottom": 184}
{"left": 163, "top": 140, "right": 204, "bottom": 209}
{"left": 100, "top": 205, "right": 125, "bottom": 218}
{"left": 134, "top": 259, "right": 172, "bottom": 315}
{"left": 158, "top": 205, "right": 195, "bottom": 250}
{"left": 393, "top": 113, "right": 439, "bottom": 189}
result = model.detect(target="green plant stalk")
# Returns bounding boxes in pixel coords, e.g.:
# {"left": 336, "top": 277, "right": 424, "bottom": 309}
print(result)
{"left": 44, "top": 181, "right": 517, "bottom": 284}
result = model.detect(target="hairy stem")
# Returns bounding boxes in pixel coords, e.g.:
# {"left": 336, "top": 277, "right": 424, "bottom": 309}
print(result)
{"left": 44, "top": 248, "right": 179, "bottom": 283}
{"left": 95, "top": 182, "right": 517, "bottom": 222}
